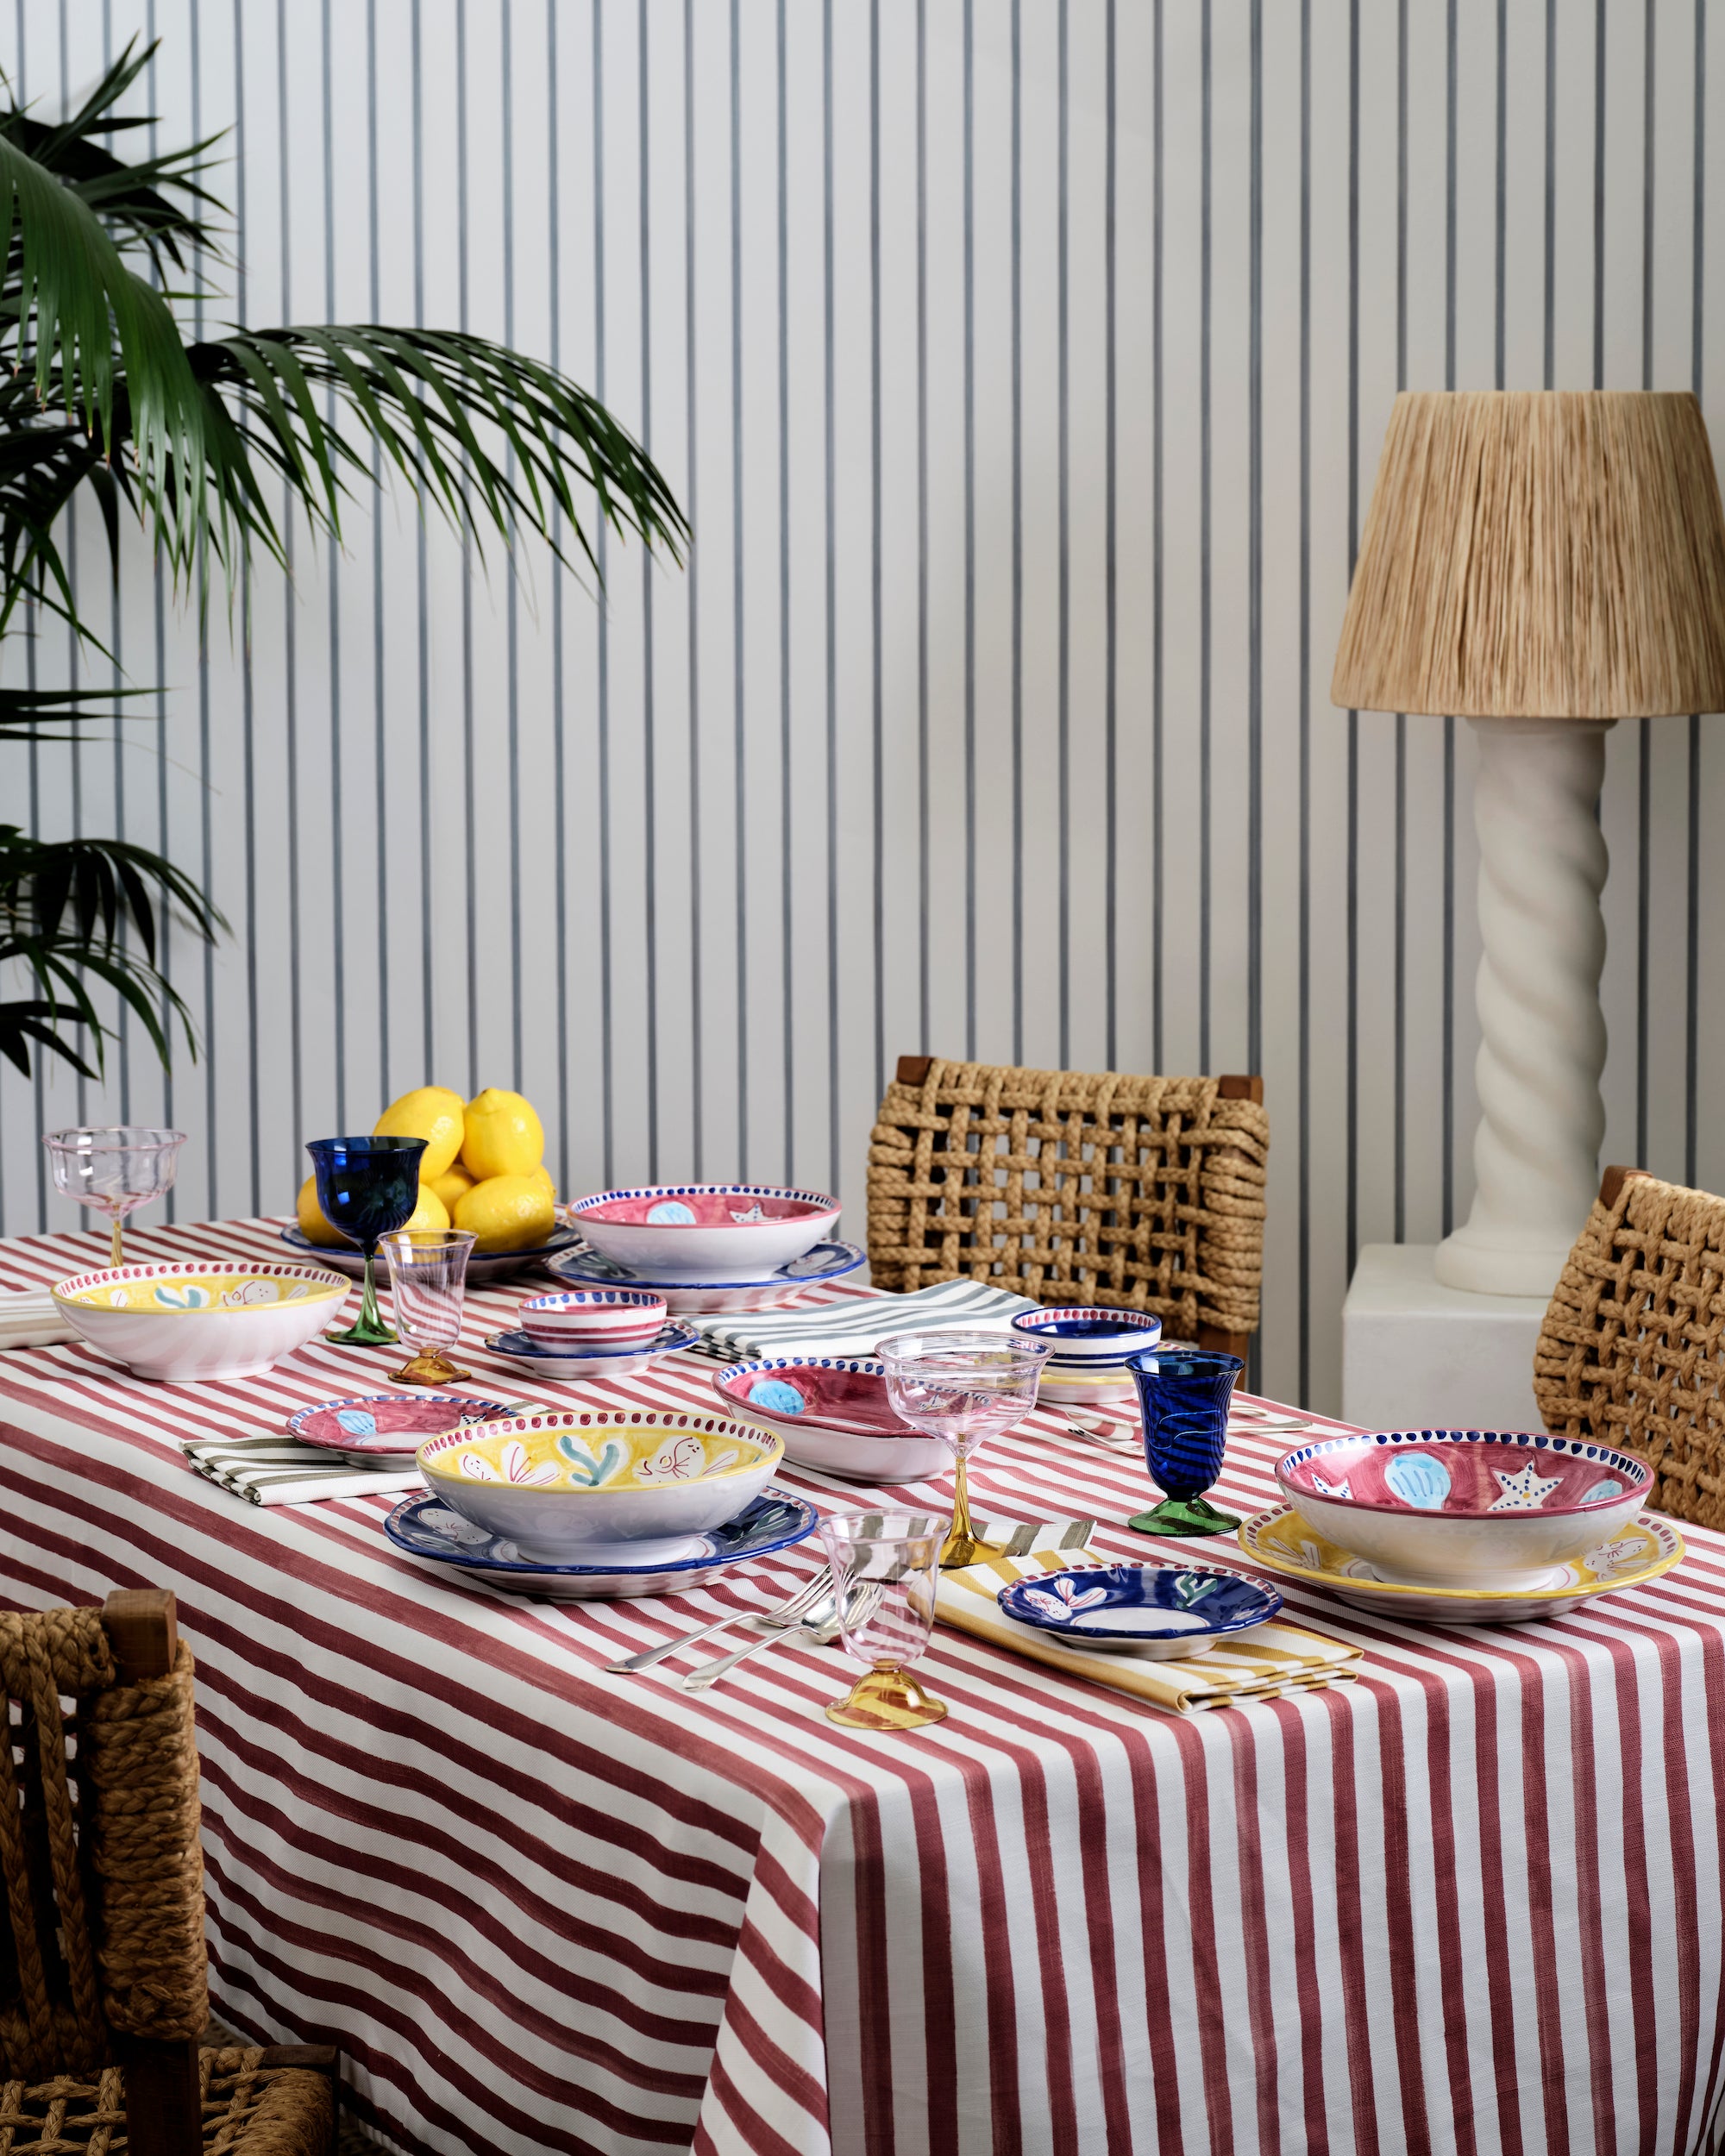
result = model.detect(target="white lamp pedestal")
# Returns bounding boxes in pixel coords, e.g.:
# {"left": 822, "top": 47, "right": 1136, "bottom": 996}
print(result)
{"left": 1433, "top": 715, "right": 1615, "bottom": 1300}
{"left": 1343, "top": 1245, "right": 1547, "bottom": 1432}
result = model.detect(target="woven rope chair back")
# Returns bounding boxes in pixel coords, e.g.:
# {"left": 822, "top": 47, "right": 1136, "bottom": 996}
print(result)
{"left": 866, "top": 1058, "right": 1270, "bottom": 1344}
{"left": 1534, "top": 1169, "right": 1725, "bottom": 1528}
{"left": 0, "top": 1604, "right": 205, "bottom": 2086}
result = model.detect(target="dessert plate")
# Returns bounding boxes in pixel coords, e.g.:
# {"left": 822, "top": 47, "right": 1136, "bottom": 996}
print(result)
{"left": 544, "top": 1238, "right": 867, "bottom": 1313}
{"left": 381, "top": 1487, "right": 818, "bottom": 1599}
{"left": 1239, "top": 1502, "right": 1684, "bottom": 1623}
{"left": 279, "top": 1221, "right": 580, "bottom": 1286}
{"left": 287, "top": 1391, "right": 514, "bottom": 1465}
{"left": 997, "top": 1562, "right": 1282, "bottom": 1658}
{"left": 482, "top": 1319, "right": 699, "bottom": 1380}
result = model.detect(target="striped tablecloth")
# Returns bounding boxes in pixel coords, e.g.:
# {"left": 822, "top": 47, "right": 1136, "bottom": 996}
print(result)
{"left": 0, "top": 1217, "right": 1720, "bottom": 2156}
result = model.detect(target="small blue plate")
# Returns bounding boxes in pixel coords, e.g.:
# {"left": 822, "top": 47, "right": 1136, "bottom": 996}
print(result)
{"left": 997, "top": 1563, "right": 1283, "bottom": 1658}
{"left": 382, "top": 1487, "right": 818, "bottom": 1599}
{"left": 483, "top": 1319, "right": 699, "bottom": 1375}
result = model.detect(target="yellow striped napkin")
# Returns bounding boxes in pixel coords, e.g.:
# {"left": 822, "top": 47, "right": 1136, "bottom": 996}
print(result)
{"left": 936, "top": 1548, "right": 1361, "bottom": 1713}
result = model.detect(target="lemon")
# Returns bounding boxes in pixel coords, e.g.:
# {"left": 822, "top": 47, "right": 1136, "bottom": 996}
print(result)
{"left": 402, "top": 1185, "right": 452, "bottom": 1233}
{"left": 461, "top": 1088, "right": 544, "bottom": 1180}
{"left": 429, "top": 1162, "right": 478, "bottom": 1212}
{"left": 454, "top": 1174, "right": 556, "bottom": 1253}
{"left": 529, "top": 1163, "right": 556, "bottom": 1201}
{"left": 374, "top": 1086, "right": 467, "bottom": 1180}
{"left": 296, "top": 1175, "right": 350, "bottom": 1248}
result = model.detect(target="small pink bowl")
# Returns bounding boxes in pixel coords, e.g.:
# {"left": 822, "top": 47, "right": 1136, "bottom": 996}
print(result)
{"left": 520, "top": 1288, "right": 668, "bottom": 1347}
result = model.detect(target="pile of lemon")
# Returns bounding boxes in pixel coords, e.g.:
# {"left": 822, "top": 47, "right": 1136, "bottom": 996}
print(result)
{"left": 297, "top": 1087, "right": 558, "bottom": 1253}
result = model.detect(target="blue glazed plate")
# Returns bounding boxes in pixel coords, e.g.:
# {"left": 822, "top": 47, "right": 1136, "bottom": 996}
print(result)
{"left": 997, "top": 1563, "right": 1283, "bottom": 1658}
{"left": 543, "top": 1238, "right": 867, "bottom": 1312}
{"left": 382, "top": 1487, "right": 819, "bottom": 1599}
{"left": 279, "top": 1221, "right": 580, "bottom": 1285}
{"left": 481, "top": 1319, "right": 700, "bottom": 1378}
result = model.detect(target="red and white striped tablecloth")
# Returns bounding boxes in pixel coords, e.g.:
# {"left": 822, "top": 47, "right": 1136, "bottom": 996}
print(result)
{"left": 0, "top": 1216, "right": 1719, "bottom": 2156}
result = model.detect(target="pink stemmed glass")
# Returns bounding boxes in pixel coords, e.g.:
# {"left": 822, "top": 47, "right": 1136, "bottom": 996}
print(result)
{"left": 42, "top": 1127, "right": 186, "bottom": 1268}
{"left": 875, "top": 1329, "right": 1051, "bottom": 1568}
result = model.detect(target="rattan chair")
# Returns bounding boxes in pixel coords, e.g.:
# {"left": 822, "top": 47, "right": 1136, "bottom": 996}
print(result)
{"left": 866, "top": 1056, "right": 1270, "bottom": 1355}
{"left": 1534, "top": 1165, "right": 1725, "bottom": 1529}
{"left": 0, "top": 1588, "right": 336, "bottom": 2156}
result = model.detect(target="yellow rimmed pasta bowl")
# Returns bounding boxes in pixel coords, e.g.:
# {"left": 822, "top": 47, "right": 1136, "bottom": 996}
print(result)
{"left": 417, "top": 1407, "right": 784, "bottom": 1565}
{"left": 52, "top": 1261, "right": 348, "bottom": 1382}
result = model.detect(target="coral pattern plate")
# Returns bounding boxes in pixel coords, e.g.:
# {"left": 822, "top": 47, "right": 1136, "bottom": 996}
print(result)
{"left": 382, "top": 1488, "right": 819, "bottom": 1599}
{"left": 286, "top": 1392, "right": 513, "bottom": 1462}
{"left": 1276, "top": 1428, "right": 1653, "bottom": 1518}
{"left": 1239, "top": 1503, "right": 1684, "bottom": 1623}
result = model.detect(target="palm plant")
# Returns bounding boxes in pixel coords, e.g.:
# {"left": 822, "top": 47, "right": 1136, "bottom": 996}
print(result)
{"left": 0, "top": 39, "right": 687, "bottom": 1081}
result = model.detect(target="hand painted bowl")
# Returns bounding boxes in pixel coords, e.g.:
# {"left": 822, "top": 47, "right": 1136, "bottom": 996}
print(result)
{"left": 52, "top": 1261, "right": 348, "bottom": 1382}
{"left": 417, "top": 1407, "right": 783, "bottom": 1565}
{"left": 998, "top": 1563, "right": 1283, "bottom": 1658}
{"left": 1009, "top": 1307, "right": 1165, "bottom": 1363}
{"left": 568, "top": 1185, "right": 841, "bottom": 1280}
{"left": 519, "top": 1288, "right": 668, "bottom": 1346}
{"left": 286, "top": 1392, "right": 513, "bottom": 1464}
{"left": 1276, "top": 1429, "right": 1652, "bottom": 1592}
{"left": 711, "top": 1357, "right": 950, "bottom": 1481}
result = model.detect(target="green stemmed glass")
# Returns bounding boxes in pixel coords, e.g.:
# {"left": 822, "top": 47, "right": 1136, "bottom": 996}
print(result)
{"left": 306, "top": 1135, "right": 426, "bottom": 1347}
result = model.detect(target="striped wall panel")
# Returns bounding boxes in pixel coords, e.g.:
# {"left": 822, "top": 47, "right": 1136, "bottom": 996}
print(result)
{"left": 2, "top": 0, "right": 1722, "bottom": 1415}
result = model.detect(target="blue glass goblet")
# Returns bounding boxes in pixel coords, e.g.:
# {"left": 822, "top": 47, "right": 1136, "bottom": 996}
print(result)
{"left": 306, "top": 1135, "right": 426, "bottom": 1347}
{"left": 1125, "top": 1348, "right": 1245, "bottom": 1536}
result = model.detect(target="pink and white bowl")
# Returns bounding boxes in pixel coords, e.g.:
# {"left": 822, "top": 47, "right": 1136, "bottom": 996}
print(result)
{"left": 1276, "top": 1429, "right": 1652, "bottom": 1593}
{"left": 568, "top": 1184, "right": 841, "bottom": 1281}
{"left": 518, "top": 1288, "right": 668, "bottom": 1347}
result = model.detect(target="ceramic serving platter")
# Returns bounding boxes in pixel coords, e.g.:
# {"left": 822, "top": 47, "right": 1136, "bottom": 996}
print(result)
{"left": 381, "top": 1487, "right": 818, "bottom": 1599}
{"left": 279, "top": 1221, "right": 581, "bottom": 1285}
{"left": 544, "top": 1238, "right": 867, "bottom": 1313}
{"left": 286, "top": 1391, "right": 514, "bottom": 1464}
{"left": 1239, "top": 1502, "right": 1684, "bottom": 1622}
{"left": 482, "top": 1319, "right": 700, "bottom": 1380}
{"left": 997, "top": 1562, "right": 1283, "bottom": 1658}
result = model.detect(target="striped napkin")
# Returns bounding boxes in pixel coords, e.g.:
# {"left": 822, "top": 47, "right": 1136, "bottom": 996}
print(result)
{"left": 936, "top": 1548, "right": 1360, "bottom": 1713}
{"left": 0, "top": 1288, "right": 77, "bottom": 1351}
{"left": 183, "top": 1434, "right": 427, "bottom": 1507}
{"left": 689, "top": 1277, "right": 1038, "bottom": 1363}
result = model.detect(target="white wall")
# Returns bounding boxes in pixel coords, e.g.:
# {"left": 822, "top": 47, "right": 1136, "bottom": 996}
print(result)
{"left": 3, "top": 0, "right": 1722, "bottom": 1413}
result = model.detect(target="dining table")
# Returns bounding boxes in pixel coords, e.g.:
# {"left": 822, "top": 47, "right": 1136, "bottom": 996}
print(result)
{"left": 0, "top": 1213, "right": 1719, "bottom": 2156}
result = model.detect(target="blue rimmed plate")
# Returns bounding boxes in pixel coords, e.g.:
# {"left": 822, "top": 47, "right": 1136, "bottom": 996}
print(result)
{"left": 279, "top": 1221, "right": 581, "bottom": 1286}
{"left": 381, "top": 1487, "right": 819, "bottom": 1599}
{"left": 997, "top": 1563, "right": 1283, "bottom": 1659}
{"left": 481, "top": 1318, "right": 700, "bottom": 1379}
{"left": 543, "top": 1238, "right": 867, "bottom": 1313}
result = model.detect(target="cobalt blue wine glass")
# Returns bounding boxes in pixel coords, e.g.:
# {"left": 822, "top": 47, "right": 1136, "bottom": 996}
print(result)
{"left": 1126, "top": 1348, "right": 1245, "bottom": 1536}
{"left": 306, "top": 1135, "right": 426, "bottom": 1347}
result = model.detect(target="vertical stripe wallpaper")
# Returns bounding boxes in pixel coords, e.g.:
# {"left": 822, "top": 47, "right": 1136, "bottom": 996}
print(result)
{"left": 2, "top": 0, "right": 1722, "bottom": 1415}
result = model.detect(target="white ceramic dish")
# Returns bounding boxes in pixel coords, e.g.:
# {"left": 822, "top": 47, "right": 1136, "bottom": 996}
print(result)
{"left": 568, "top": 1184, "right": 841, "bottom": 1280}
{"left": 53, "top": 1260, "right": 348, "bottom": 1382}
{"left": 1009, "top": 1306, "right": 1164, "bottom": 1363}
{"left": 519, "top": 1288, "right": 668, "bottom": 1346}
{"left": 544, "top": 1238, "right": 867, "bottom": 1313}
{"left": 482, "top": 1320, "right": 699, "bottom": 1382}
{"left": 711, "top": 1357, "right": 950, "bottom": 1481}
{"left": 1276, "top": 1429, "right": 1652, "bottom": 1592}
{"left": 417, "top": 1407, "right": 782, "bottom": 1565}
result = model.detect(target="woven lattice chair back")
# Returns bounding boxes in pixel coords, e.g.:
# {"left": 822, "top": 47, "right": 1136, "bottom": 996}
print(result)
{"left": 0, "top": 1595, "right": 205, "bottom": 2088}
{"left": 1534, "top": 1168, "right": 1725, "bottom": 1528}
{"left": 866, "top": 1057, "right": 1270, "bottom": 1347}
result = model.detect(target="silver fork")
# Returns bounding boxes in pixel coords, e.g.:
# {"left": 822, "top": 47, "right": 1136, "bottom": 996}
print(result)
{"left": 605, "top": 1571, "right": 831, "bottom": 1675}
{"left": 681, "top": 1594, "right": 843, "bottom": 1692}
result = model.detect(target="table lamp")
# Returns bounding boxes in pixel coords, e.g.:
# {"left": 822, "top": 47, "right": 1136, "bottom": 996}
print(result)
{"left": 1332, "top": 391, "right": 1725, "bottom": 1297}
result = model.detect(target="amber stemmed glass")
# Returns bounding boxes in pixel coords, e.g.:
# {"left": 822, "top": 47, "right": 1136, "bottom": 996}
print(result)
{"left": 817, "top": 1511, "right": 949, "bottom": 1731}
{"left": 380, "top": 1228, "right": 477, "bottom": 1384}
{"left": 875, "top": 1330, "right": 1051, "bottom": 1568}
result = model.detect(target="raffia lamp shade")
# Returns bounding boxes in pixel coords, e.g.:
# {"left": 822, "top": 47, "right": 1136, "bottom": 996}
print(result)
{"left": 1332, "top": 390, "right": 1725, "bottom": 721}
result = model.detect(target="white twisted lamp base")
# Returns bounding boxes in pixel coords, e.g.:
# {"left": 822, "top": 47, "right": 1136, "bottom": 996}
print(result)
{"left": 1433, "top": 716, "right": 1615, "bottom": 1300}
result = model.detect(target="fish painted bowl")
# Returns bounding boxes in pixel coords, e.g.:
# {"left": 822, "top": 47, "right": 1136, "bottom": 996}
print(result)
{"left": 482, "top": 1320, "right": 699, "bottom": 1381}
{"left": 1009, "top": 1307, "right": 1165, "bottom": 1363}
{"left": 52, "top": 1261, "right": 348, "bottom": 1382}
{"left": 998, "top": 1562, "right": 1283, "bottom": 1658}
{"left": 1276, "top": 1429, "right": 1652, "bottom": 1592}
{"left": 568, "top": 1185, "right": 842, "bottom": 1280}
{"left": 519, "top": 1288, "right": 668, "bottom": 1346}
{"left": 711, "top": 1358, "right": 950, "bottom": 1481}
{"left": 417, "top": 1407, "right": 783, "bottom": 1565}
{"left": 544, "top": 1238, "right": 867, "bottom": 1313}
{"left": 286, "top": 1392, "right": 513, "bottom": 1465}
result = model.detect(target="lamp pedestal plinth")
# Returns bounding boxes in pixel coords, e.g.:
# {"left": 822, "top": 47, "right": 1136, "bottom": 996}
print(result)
{"left": 1433, "top": 716, "right": 1614, "bottom": 1301}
